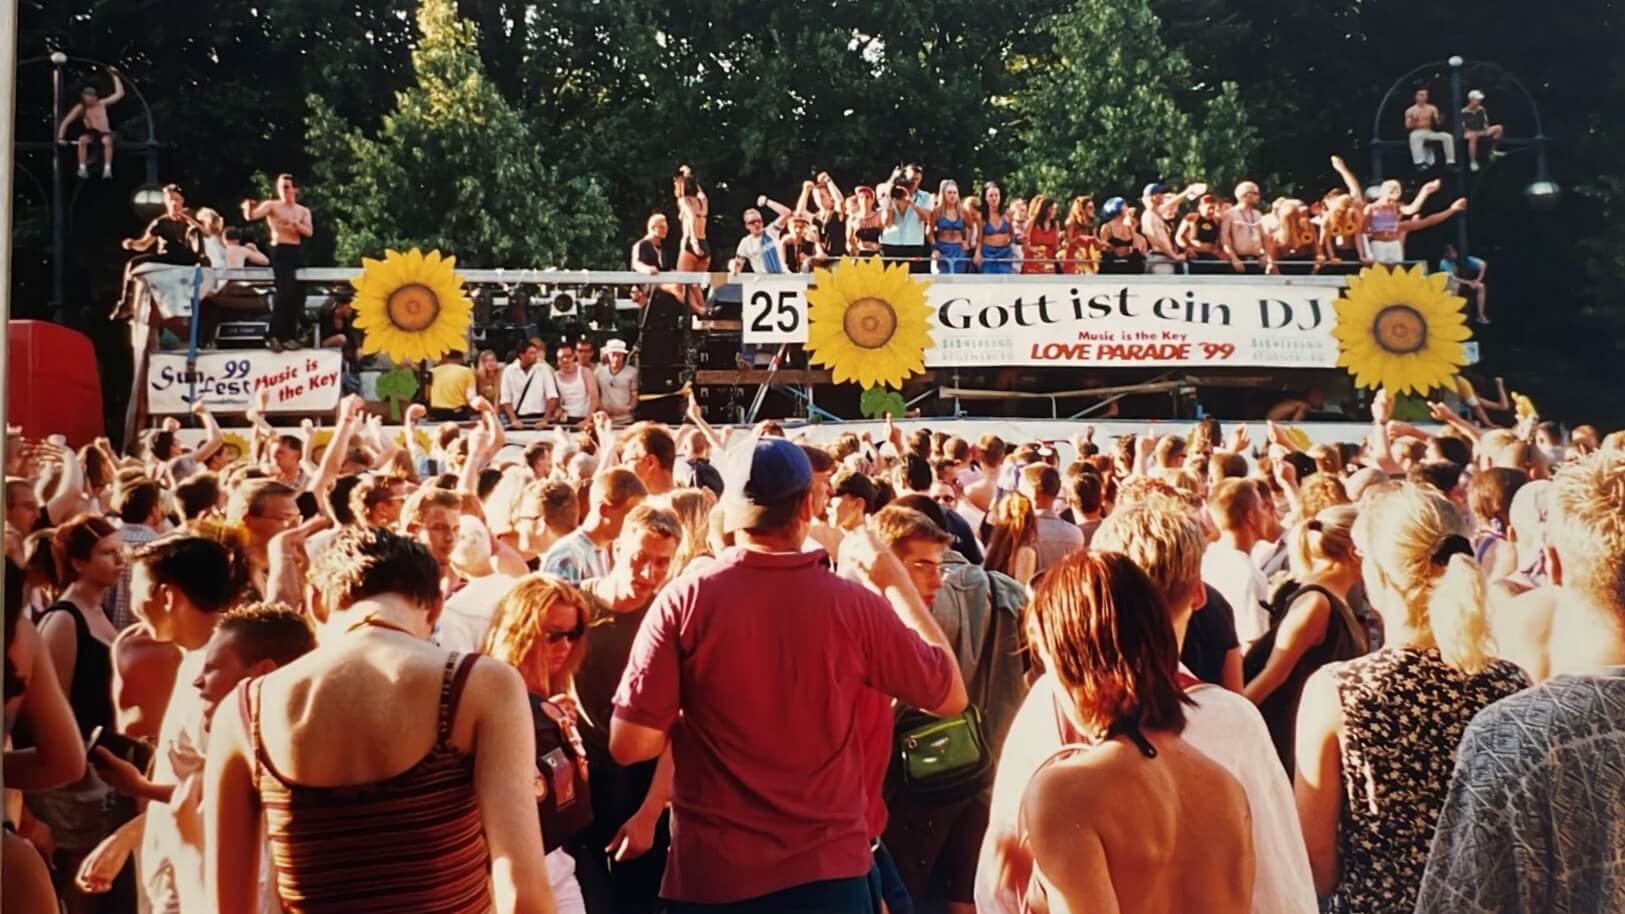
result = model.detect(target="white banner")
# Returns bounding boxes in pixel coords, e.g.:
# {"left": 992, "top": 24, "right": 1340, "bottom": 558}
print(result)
{"left": 742, "top": 274, "right": 1347, "bottom": 369}
{"left": 147, "top": 350, "right": 344, "bottom": 414}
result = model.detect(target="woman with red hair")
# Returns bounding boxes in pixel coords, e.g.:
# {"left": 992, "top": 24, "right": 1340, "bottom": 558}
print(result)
{"left": 1014, "top": 551, "right": 1254, "bottom": 913}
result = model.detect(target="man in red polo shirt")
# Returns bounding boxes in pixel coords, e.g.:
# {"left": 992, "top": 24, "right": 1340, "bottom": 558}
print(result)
{"left": 611, "top": 436, "right": 967, "bottom": 912}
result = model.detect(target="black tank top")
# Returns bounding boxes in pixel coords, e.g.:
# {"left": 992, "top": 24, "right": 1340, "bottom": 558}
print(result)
{"left": 1246, "top": 583, "right": 1366, "bottom": 775}
{"left": 1194, "top": 216, "right": 1220, "bottom": 246}
{"left": 36, "top": 600, "right": 115, "bottom": 739}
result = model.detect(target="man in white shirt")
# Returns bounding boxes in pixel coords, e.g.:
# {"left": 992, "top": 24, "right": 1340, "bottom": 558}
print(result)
{"left": 879, "top": 164, "right": 934, "bottom": 274}
{"left": 731, "top": 197, "right": 792, "bottom": 274}
{"left": 977, "top": 498, "right": 1317, "bottom": 914}
{"left": 1203, "top": 477, "right": 1273, "bottom": 646}
{"left": 498, "top": 338, "right": 559, "bottom": 429}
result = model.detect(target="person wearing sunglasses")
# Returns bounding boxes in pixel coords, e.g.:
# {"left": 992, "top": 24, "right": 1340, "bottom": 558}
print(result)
{"left": 482, "top": 573, "right": 595, "bottom": 913}
{"left": 730, "top": 197, "right": 793, "bottom": 276}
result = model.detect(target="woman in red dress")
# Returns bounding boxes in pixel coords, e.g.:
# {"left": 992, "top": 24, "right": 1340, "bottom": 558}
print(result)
{"left": 1022, "top": 195, "right": 1061, "bottom": 274}
{"left": 1060, "top": 195, "right": 1100, "bottom": 274}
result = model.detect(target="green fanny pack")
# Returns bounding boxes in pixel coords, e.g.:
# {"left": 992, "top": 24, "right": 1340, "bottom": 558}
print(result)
{"left": 893, "top": 703, "right": 993, "bottom": 804}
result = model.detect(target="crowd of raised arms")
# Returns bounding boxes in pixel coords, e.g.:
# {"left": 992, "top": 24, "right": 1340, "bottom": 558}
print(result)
{"left": 4, "top": 375, "right": 1622, "bottom": 914}
{"left": 647, "top": 156, "right": 1470, "bottom": 287}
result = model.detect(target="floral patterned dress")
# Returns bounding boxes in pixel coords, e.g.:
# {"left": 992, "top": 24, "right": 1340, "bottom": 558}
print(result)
{"left": 1326, "top": 647, "right": 1529, "bottom": 914}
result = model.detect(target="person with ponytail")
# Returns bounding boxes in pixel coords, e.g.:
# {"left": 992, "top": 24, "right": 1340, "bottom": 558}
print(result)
{"left": 674, "top": 165, "right": 710, "bottom": 315}
{"left": 1242, "top": 505, "right": 1367, "bottom": 774}
{"left": 982, "top": 492, "right": 1038, "bottom": 587}
{"left": 1293, "top": 484, "right": 1528, "bottom": 914}
{"left": 26, "top": 515, "right": 128, "bottom": 909}
{"left": 1415, "top": 451, "right": 1625, "bottom": 914}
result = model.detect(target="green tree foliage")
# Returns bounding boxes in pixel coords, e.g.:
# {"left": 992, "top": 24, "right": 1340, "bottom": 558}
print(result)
{"left": 16, "top": 0, "right": 1625, "bottom": 426}
{"left": 1006, "top": 0, "right": 1259, "bottom": 198}
{"left": 305, "top": 0, "right": 615, "bottom": 267}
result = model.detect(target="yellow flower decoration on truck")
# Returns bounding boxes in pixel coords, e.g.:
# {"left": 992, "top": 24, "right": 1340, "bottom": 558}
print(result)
{"left": 1332, "top": 264, "right": 1471, "bottom": 396}
{"left": 351, "top": 248, "right": 472, "bottom": 364}
{"left": 804, "top": 257, "right": 933, "bottom": 390}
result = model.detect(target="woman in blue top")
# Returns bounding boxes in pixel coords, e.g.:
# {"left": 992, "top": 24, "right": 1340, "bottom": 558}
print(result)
{"left": 931, "top": 180, "right": 970, "bottom": 274}
{"left": 975, "top": 182, "right": 1015, "bottom": 274}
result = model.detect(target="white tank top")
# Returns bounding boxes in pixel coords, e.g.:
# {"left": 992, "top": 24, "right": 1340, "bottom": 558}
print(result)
{"left": 557, "top": 369, "right": 591, "bottom": 417}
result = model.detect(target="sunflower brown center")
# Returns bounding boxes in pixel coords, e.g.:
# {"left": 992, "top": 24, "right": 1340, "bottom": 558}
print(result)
{"left": 843, "top": 297, "right": 898, "bottom": 350}
{"left": 1371, "top": 304, "right": 1427, "bottom": 355}
{"left": 386, "top": 283, "right": 441, "bottom": 332}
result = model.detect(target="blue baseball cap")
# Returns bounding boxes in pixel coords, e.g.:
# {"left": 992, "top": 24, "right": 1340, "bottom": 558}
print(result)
{"left": 1143, "top": 182, "right": 1170, "bottom": 198}
{"left": 721, "top": 436, "right": 813, "bottom": 532}
{"left": 1102, "top": 197, "right": 1127, "bottom": 219}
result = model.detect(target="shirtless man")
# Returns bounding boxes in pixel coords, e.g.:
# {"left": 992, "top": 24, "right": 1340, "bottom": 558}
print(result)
{"left": 1220, "top": 181, "right": 1269, "bottom": 273}
{"left": 57, "top": 73, "right": 124, "bottom": 179}
{"left": 1141, "top": 181, "right": 1205, "bottom": 273}
{"left": 241, "top": 174, "right": 314, "bottom": 352}
{"left": 1405, "top": 88, "right": 1456, "bottom": 170}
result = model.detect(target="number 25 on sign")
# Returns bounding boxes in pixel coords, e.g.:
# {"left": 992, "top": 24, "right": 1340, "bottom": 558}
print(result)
{"left": 743, "top": 279, "right": 809, "bottom": 344}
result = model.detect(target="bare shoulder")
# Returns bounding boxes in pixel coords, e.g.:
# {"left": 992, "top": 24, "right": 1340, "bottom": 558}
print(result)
{"left": 1297, "top": 662, "right": 1346, "bottom": 728}
{"left": 1028, "top": 741, "right": 1143, "bottom": 805}
{"left": 111, "top": 624, "right": 161, "bottom": 661}
{"left": 463, "top": 652, "right": 524, "bottom": 690}
{"left": 457, "top": 654, "right": 528, "bottom": 717}
{"left": 9, "top": 615, "right": 41, "bottom": 672}
{"left": 36, "top": 610, "right": 74, "bottom": 644}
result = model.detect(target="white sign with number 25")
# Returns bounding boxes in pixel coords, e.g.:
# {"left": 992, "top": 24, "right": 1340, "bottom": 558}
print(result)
{"left": 740, "top": 277, "right": 810, "bottom": 344}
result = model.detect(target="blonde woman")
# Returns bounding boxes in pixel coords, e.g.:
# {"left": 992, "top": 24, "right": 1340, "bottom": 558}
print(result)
{"left": 1294, "top": 485, "right": 1528, "bottom": 914}
{"left": 660, "top": 487, "right": 717, "bottom": 574}
{"left": 481, "top": 574, "right": 594, "bottom": 914}
{"left": 982, "top": 493, "right": 1038, "bottom": 587}
{"left": 930, "top": 180, "right": 970, "bottom": 273}
{"left": 1268, "top": 199, "right": 1322, "bottom": 274}
{"left": 1242, "top": 505, "right": 1367, "bottom": 773}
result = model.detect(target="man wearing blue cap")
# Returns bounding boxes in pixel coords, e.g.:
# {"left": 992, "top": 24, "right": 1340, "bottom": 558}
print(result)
{"left": 1141, "top": 181, "right": 1207, "bottom": 274}
{"left": 610, "top": 436, "right": 967, "bottom": 913}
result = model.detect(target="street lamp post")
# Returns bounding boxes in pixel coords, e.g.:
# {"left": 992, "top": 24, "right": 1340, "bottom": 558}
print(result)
{"left": 24, "top": 51, "right": 164, "bottom": 324}
{"left": 1369, "top": 56, "right": 1559, "bottom": 266}
{"left": 50, "top": 51, "right": 66, "bottom": 313}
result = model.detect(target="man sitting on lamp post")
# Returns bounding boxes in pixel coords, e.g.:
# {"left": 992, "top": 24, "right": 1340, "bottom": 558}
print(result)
{"left": 1461, "top": 90, "right": 1506, "bottom": 172}
{"left": 57, "top": 72, "right": 125, "bottom": 180}
{"left": 1405, "top": 88, "right": 1457, "bottom": 171}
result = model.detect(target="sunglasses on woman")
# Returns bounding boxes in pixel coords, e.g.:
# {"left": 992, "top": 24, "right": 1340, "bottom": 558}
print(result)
{"left": 544, "top": 625, "right": 585, "bottom": 644}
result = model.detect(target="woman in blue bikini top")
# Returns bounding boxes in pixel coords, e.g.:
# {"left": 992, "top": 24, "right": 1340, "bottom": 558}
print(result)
{"left": 976, "top": 181, "right": 1015, "bottom": 273}
{"left": 932, "top": 180, "right": 969, "bottom": 273}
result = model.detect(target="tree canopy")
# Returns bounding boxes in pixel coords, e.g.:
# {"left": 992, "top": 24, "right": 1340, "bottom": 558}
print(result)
{"left": 14, "top": 0, "right": 1625, "bottom": 425}
{"left": 304, "top": 0, "right": 616, "bottom": 267}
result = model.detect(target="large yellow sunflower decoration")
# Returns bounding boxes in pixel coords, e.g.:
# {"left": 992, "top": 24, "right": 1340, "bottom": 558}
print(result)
{"left": 351, "top": 249, "right": 473, "bottom": 364}
{"left": 1332, "top": 264, "right": 1471, "bottom": 396}
{"left": 804, "top": 257, "right": 933, "bottom": 391}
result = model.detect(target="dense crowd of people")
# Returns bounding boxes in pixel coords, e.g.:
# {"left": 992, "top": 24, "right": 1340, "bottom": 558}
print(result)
{"left": 662, "top": 155, "right": 1467, "bottom": 282}
{"left": 4, "top": 378, "right": 1622, "bottom": 914}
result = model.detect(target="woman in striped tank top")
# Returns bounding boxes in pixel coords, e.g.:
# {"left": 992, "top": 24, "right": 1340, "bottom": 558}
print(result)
{"left": 204, "top": 527, "right": 554, "bottom": 914}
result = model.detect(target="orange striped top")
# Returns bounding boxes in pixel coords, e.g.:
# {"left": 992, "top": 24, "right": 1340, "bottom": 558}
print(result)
{"left": 242, "top": 653, "right": 493, "bottom": 914}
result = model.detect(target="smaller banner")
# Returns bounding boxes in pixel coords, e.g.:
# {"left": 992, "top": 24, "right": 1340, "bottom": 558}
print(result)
{"left": 740, "top": 276, "right": 810, "bottom": 344}
{"left": 147, "top": 350, "right": 344, "bottom": 414}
